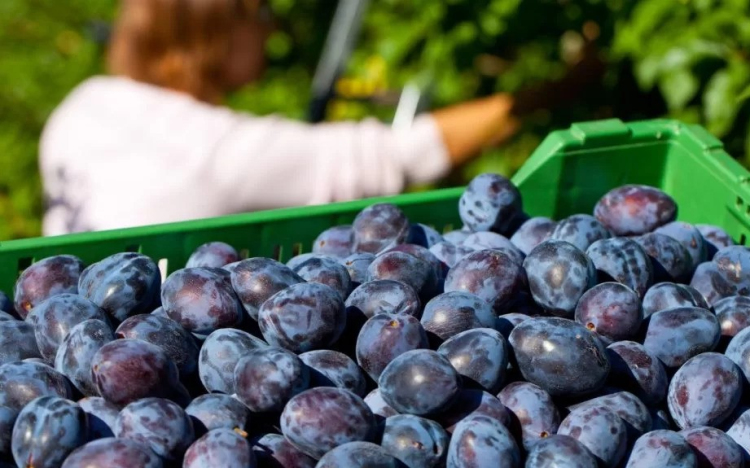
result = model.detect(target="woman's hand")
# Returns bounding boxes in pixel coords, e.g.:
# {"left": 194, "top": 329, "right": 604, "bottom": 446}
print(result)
{"left": 431, "top": 93, "right": 521, "bottom": 168}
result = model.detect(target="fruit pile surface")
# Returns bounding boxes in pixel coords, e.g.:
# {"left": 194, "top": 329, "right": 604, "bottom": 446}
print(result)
{"left": 1, "top": 173, "right": 749, "bottom": 468}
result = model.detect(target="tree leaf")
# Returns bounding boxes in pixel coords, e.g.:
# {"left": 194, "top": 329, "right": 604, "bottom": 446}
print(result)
{"left": 659, "top": 67, "right": 699, "bottom": 111}
{"left": 704, "top": 64, "right": 750, "bottom": 137}
{"left": 737, "top": 84, "right": 750, "bottom": 103}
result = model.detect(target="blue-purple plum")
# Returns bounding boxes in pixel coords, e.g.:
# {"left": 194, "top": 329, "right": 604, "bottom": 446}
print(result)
{"left": 428, "top": 242, "right": 473, "bottom": 269}
{"left": 162, "top": 267, "right": 243, "bottom": 335}
{"left": 557, "top": 405, "right": 627, "bottom": 467}
{"left": 444, "top": 249, "right": 527, "bottom": 315}
{"left": 435, "top": 389, "right": 510, "bottom": 434}
{"left": 91, "top": 339, "right": 188, "bottom": 406}
{"left": 634, "top": 232, "right": 693, "bottom": 282}
{"left": 27, "top": 294, "right": 109, "bottom": 362}
{"left": 726, "top": 409, "right": 750, "bottom": 456}
{"left": 313, "top": 225, "right": 354, "bottom": 259}
{"left": 524, "top": 435, "right": 598, "bottom": 468}
{"left": 345, "top": 280, "right": 421, "bottom": 319}
{"left": 185, "top": 394, "right": 250, "bottom": 434}
{"left": 60, "top": 438, "right": 163, "bottom": 468}
{"left": 714, "top": 245, "right": 750, "bottom": 284}
{"left": 11, "top": 396, "right": 87, "bottom": 468}
{"left": 367, "top": 251, "right": 439, "bottom": 303}
{"left": 460, "top": 232, "right": 525, "bottom": 265}
{"left": 668, "top": 353, "right": 742, "bottom": 429}
{"left": 78, "top": 397, "right": 118, "bottom": 439}
{"left": 230, "top": 258, "right": 304, "bottom": 320}
{"left": 680, "top": 426, "right": 744, "bottom": 468}
{"left": 115, "top": 397, "right": 195, "bottom": 462}
{"left": 523, "top": 240, "right": 596, "bottom": 317}
{"left": 691, "top": 261, "right": 748, "bottom": 306}
{"left": 697, "top": 224, "right": 735, "bottom": 257}
{"left": 549, "top": 214, "right": 611, "bottom": 252}
{"left": 642, "top": 282, "right": 708, "bottom": 319}
{"left": 459, "top": 173, "right": 524, "bottom": 236}
{"left": 498, "top": 381, "right": 560, "bottom": 451}
{"left": 299, "top": 349, "right": 367, "bottom": 397}
{"left": 352, "top": 204, "right": 409, "bottom": 254}
{"left": 568, "top": 391, "right": 652, "bottom": 437}
{"left": 420, "top": 292, "right": 495, "bottom": 343}
{"left": 356, "top": 314, "right": 428, "bottom": 382}
{"left": 716, "top": 295, "right": 750, "bottom": 339}
{"left": 724, "top": 325, "right": 750, "bottom": 384}
{"left": 593, "top": 185, "right": 677, "bottom": 236}
{"left": 381, "top": 414, "right": 448, "bottom": 468}
{"left": 316, "top": 441, "right": 404, "bottom": 468}
{"left": 55, "top": 319, "right": 114, "bottom": 396}
{"left": 292, "top": 256, "right": 352, "bottom": 300}
{"left": 606, "top": 341, "right": 668, "bottom": 406}
{"left": 437, "top": 328, "right": 507, "bottom": 393}
{"left": 379, "top": 244, "right": 447, "bottom": 282}
{"left": 0, "top": 406, "right": 14, "bottom": 456}
{"left": 443, "top": 227, "right": 472, "bottom": 245}
{"left": 364, "top": 388, "right": 399, "bottom": 421}
{"left": 251, "top": 433, "right": 316, "bottom": 468}
{"left": 0, "top": 320, "right": 41, "bottom": 365}
{"left": 446, "top": 414, "right": 521, "bottom": 468}
{"left": 281, "top": 387, "right": 375, "bottom": 460}
{"left": 575, "top": 282, "right": 642, "bottom": 344}
{"left": 586, "top": 237, "right": 653, "bottom": 297}
{"left": 655, "top": 221, "right": 708, "bottom": 271}
{"left": 339, "top": 253, "right": 375, "bottom": 287}
{"left": 78, "top": 253, "right": 160, "bottom": 323}
{"left": 406, "top": 223, "right": 444, "bottom": 248}
{"left": 258, "top": 282, "right": 345, "bottom": 353}
{"left": 378, "top": 349, "right": 460, "bottom": 416}
{"left": 625, "top": 430, "right": 697, "bottom": 467}
{"left": 14, "top": 255, "right": 85, "bottom": 319}
{"left": 186, "top": 242, "right": 239, "bottom": 268}
{"left": 234, "top": 346, "right": 309, "bottom": 413}
{"left": 495, "top": 312, "right": 531, "bottom": 340}
{"left": 0, "top": 361, "right": 72, "bottom": 411}
{"left": 643, "top": 307, "right": 719, "bottom": 368}
{"left": 509, "top": 317, "right": 609, "bottom": 397}
{"left": 115, "top": 313, "right": 199, "bottom": 377}
{"left": 510, "top": 217, "right": 557, "bottom": 256}
{"left": 183, "top": 428, "right": 256, "bottom": 468}
{"left": 198, "top": 328, "right": 267, "bottom": 394}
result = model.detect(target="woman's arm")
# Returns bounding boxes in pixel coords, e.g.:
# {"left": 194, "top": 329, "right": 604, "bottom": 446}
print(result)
{"left": 432, "top": 94, "right": 519, "bottom": 167}
{"left": 209, "top": 94, "right": 519, "bottom": 213}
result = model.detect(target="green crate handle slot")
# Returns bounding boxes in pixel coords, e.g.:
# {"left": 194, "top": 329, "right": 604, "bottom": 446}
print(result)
{"left": 1, "top": 118, "right": 748, "bottom": 298}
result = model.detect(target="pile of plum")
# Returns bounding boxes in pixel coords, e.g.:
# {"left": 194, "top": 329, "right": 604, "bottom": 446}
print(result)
{"left": 1, "top": 172, "right": 750, "bottom": 468}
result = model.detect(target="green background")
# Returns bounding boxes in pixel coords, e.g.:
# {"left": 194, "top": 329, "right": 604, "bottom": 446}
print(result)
{"left": 2, "top": 0, "right": 750, "bottom": 240}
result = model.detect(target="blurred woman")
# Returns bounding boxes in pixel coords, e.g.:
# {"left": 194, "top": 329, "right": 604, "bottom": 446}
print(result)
{"left": 39, "top": 0, "right": 568, "bottom": 235}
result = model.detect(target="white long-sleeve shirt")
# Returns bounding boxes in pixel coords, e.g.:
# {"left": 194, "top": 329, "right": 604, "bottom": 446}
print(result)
{"left": 39, "top": 76, "right": 450, "bottom": 236}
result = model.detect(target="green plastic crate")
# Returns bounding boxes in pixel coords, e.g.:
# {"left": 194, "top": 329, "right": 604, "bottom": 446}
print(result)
{"left": 0, "top": 118, "right": 749, "bottom": 296}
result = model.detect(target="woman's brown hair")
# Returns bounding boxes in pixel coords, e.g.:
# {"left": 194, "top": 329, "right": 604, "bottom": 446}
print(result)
{"left": 107, "top": 0, "right": 257, "bottom": 103}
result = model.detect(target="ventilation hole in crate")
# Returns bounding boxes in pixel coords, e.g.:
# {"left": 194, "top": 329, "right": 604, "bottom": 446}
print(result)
{"left": 157, "top": 258, "right": 168, "bottom": 283}
{"left": 17, "top": 257, "right": 32, "bottom": 274}
{"left": 272, "top": 245, "right": 282, "bottom": 261}
{"left": 239, "top": 249, "right": 249, "bottom": 260}
{"left": 741, "top": 234, "right": 747, "bottom": 246}
{"left": 124, "top": 244, "right": 141, "bottom": 253}
{"left": 442, "top": 224, "right": 454, "bottom": 233}
{"left": 292, "top": 243, "right": 303, "bottom": 257}
{"left": 738, "top": 197, "right": 744, "bottom": 208}
{"left": 746, "top": 205, "right": 750, "bottom": 216}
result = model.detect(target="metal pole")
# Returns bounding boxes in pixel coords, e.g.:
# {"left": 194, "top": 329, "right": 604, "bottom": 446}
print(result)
{"left": 308, "top": 0, "right": 370, "bottom": 123}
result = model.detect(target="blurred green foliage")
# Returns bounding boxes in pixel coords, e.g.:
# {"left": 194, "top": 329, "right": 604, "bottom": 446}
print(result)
{"left": 1, "top": 0, "right": 750, "bottom": 240}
